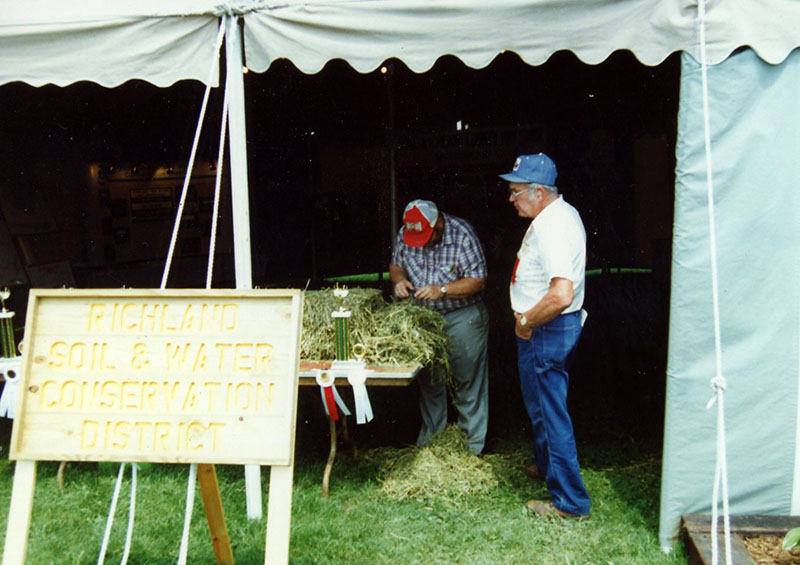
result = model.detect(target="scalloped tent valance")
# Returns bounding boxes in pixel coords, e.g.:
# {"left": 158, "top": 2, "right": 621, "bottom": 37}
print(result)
{"left": 2, "top": 0, "right": 799, "bottom": 87}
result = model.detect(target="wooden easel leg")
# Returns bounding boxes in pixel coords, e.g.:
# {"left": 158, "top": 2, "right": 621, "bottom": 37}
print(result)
{"left": 244, "top": 465, "right": 263, "bottom": 519}
{"left": 265, "top": 464, "right": 294, "bottom": 565}
{"left": 322, "top": 417, "right": 337, "bottom": 498}
{"left": 57, "top": 461, "right": 67, "bottom": 488}
{"left": 198, "top": 463, "right": 234, "bottom": 565}
{"left": 2, "top": 460, "right": 36, "bottom": 565}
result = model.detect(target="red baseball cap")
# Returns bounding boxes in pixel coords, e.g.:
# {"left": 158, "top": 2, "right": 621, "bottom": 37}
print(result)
{"left": 402, "top": 199, "right": 438, "bottom": 247}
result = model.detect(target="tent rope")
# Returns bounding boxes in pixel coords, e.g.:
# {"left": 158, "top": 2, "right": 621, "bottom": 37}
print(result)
{"left": 120, "top": 463, "right": 138, "bottom": 565}
{"left": 212, "top": 0, "right": 266, "bottom": 17}
{"left": 178, "top": 20, "right": 232, "bottom": 563}
{"left": 97, "top": 463, "right": 126, "bottom": 565}
{"left": 206, "top": 54, "right": 231, "bottom": 289}
{"left": 160, "top": 20, "right": 227, "bottom": 290}
{"left": 177, "top": 464, "right": 199, "bottom": 565}
{"left": 98, "top": 18, "right": 228, "bottom": 565}
{"left": 697, "top": 0, "right": 732, "bottom": 563}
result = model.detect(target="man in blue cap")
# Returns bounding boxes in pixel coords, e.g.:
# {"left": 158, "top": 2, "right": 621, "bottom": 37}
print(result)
{"left": 500, "top": 153, "right": 590, "bottom": 519}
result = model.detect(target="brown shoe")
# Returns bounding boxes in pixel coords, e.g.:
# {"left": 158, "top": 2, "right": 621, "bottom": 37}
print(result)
{"left": 524, "top": 461, "right": 545, "bottom": 480}
{"left": 525, "top": 499, "right": 589, "bottom": 521}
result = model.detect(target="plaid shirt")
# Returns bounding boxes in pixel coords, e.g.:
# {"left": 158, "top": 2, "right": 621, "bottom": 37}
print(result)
{"left": 391, "top": 213, "right": 487, "bottom": 313}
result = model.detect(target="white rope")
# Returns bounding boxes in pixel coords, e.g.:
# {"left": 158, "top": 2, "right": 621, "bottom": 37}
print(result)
{"left": 206, "top": 68, "right": 230, "bottom": 289}
{"left": 97, "top": 463, "right": 126, "bottom": 565}
{"left": 697, "top": 0, "right": 732, "bottom": 563}
{"left": 176, "top": 16, "right": 231, "bottom": 563}
{"left": 120, "top": 463, "right": 138, "bottom": 565}
{"left": 161, "top": 20, "right": 227, "bottom": 289}
{"left": 177, "top": 464, "right": 198, "bottom": 565}
{"left": 211, "top": 0, "right": 266, "bottom": 17}
{"left": 97, "top": 19, "right": 228, "bottom": 565}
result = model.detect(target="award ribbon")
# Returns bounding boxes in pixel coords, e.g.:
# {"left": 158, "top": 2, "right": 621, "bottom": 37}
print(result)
{"left": 0, "top": 297, "right": 19, "bottom": 419}
{"left": 347, "top": 365, "right": 373, "bottom": 424}
{"left": 0, "top": 357, "right": 20, "bottom": 419}
{"left": 347, "top": 344, "right": 373, "bottom": 424}
{"left": 315, "top": 370, "right": 351, "bottom": 421}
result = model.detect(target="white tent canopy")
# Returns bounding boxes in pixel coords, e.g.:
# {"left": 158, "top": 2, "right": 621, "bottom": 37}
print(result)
{"left": 2, "top": 0, "right": 800, "bottom": 555}
{"left": 3, "top": 0, "right": 800, "bottom": 88}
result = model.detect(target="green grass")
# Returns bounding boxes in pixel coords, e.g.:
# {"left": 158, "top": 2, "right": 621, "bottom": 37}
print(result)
{"left": 0, "top": 429, "right": 685, "bottom": 564}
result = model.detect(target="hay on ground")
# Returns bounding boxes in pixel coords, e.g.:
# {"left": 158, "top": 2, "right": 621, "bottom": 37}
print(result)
{"left": 367, "top": 424, "right": 499, "bottom": 502}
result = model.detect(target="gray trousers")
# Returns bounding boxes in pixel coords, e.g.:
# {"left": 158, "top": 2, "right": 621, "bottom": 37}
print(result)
{"left": 416, "top": 301, "right": 489, "bottom": 455}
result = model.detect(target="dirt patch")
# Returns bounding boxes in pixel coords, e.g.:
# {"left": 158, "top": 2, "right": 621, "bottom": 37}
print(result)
{"left": 744, "top": 535, "right": 800, "bottom": 564}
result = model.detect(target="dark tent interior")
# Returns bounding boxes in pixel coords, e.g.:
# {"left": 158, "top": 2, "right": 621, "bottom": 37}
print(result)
{"left": 0, "top": 50, "right": 679, "bottom": 453}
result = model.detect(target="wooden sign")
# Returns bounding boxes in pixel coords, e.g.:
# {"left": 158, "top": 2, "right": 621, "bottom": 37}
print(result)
{"left": 9, "top": 288, "right": 303, "bottom": 466}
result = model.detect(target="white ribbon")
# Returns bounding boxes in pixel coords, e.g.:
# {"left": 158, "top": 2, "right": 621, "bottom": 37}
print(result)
{"left": 347, "top": 365, "right": 373, "bottom": 424}
{"left": 0, "top": 356, "right": 21, "bottom": 419}
{"left": 314, "top": 370, "right": 351, "bottom": 418}
{"left": 332, "top": 386, "right": 351, "bottom": 416}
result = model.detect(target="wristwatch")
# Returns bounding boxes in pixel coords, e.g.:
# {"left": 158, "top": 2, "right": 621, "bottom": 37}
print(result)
{"left": 440, "top": 285, "right": 448, "bottom": 296}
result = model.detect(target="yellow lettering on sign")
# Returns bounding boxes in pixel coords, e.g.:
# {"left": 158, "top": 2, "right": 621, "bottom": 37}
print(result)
{"left": 86, "top": 302, "right": 240, "bottom": 334}
{"left": 214, "top": 343, "right": 232, "bottom": 371}
{"left": 164, "top": 342, "right": 273, "bottom": 374}
{"left": 79, "top": 419, "right": 227, "bottom": 453}
{"left": 47, "top": 341, "right": 116, "bottom": 371}
{"left": 88, "top": 303, "right": 106, "bottom": 331}
{"left": 47, "top": 341, "right": 66, "bottom": 368}
{"left": 131, "top": 343, "right": 149, "bottom": 370}
{"left": 192, "top": 343, "right": 208, "bottom": 372}
{"left": 255, "top": 343, "right": 274, "bottom": 374}
{"left": 34, "top": 378, "right": 278, "bottom": 414}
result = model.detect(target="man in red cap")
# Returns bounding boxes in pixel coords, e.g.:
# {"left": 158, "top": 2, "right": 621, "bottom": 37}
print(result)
{"left": 389, "top": 199, "right": 489, "bottom": 455}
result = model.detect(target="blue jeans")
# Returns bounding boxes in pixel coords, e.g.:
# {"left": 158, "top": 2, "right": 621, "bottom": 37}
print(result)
{"left": 517, "top": 311, "right": 590, "bottom": 516}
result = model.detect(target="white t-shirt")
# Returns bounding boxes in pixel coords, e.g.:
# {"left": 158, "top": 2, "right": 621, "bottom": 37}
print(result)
{"left": 509, "top": 196, "right": 586, "bottom": 314}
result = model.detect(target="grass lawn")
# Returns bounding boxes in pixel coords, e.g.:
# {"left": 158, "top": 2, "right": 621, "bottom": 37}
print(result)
{"left": 0, "top": 415, "right": 685, "bottom": 565}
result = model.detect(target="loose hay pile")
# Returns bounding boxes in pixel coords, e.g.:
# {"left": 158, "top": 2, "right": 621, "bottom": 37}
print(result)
{"left": 368, "top": 425, "right": 499, "bottom": 503}
{"left": 301, "top": 288, "right": 450, "bottom": 382}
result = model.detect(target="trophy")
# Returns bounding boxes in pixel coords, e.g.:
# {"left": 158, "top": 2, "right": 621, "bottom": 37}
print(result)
{"left": 312, "top": 285, "right": 373, "bottom": 424}
{"left": 0, "top": 288, "right": 22, "bottom": 419}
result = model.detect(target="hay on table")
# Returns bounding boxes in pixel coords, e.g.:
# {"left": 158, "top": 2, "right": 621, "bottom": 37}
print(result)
{"left": 301, "top": 288, "right": 451, "bottom": 384}
{"left": 367, "top": 425, "right": 499, "bottom": 503}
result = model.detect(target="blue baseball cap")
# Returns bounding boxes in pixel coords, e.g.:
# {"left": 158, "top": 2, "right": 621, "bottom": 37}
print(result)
{"left": 499, "top": 153, "right": 558, "bottom": 185}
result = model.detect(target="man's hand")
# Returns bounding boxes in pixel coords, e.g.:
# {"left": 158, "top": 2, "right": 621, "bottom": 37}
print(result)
{"left": 394, "top": 279, "right": 415, "bottom": 299}
{"left": 514, "top": 312, "right": 532, "bottom": 339}
{"left": 414, "top": 284, "right": 446, "bottom": 301}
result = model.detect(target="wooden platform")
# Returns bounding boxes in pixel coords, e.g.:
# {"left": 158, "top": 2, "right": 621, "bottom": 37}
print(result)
{"left": 682, "top": 514, "right": 800, "bottom": 565}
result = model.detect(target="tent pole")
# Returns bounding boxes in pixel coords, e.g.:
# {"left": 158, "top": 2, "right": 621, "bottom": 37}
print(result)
{"left": 387, "top": 62, "right": 398, "bottom": 254}
{"left": 225, "top": 15, "right": 262, "bottom": 520}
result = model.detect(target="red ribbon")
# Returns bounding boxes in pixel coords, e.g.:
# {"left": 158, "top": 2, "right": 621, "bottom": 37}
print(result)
{"left": 323, "top": 386, "right": 339, "bottom": 421}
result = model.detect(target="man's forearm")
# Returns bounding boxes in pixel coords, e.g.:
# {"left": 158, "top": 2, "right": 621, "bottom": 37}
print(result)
{"left": 518, "top": 278, "right": 573, "bottom": 328}
{"left": 442, "top": 277, "right": 485, "bottom": 299}
{"left": 389, "top": 264, "right": 408, "bottom": 284}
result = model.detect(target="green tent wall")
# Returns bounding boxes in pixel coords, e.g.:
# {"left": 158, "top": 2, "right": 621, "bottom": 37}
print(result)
{"left": 659, "top": 47, "right": 800, "bottom": 548}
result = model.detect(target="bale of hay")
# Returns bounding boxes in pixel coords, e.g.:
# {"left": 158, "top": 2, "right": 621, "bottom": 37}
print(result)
{"left": 368, "top": 424, "right": 499, "bottom": 502}
{"left": 301, "top": 288, "right": 450, "bottom": 382}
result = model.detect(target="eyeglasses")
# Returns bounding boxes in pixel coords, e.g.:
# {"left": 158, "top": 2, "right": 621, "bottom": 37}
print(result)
{"left": 508, "top": 187, "right": 531, "bottom": 200}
